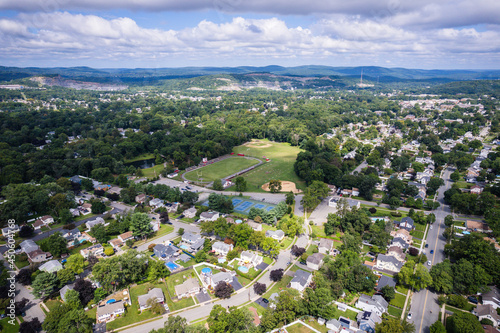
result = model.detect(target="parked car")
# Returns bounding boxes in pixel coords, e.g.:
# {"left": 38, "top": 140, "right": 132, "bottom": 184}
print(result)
{"left": 430, "top": 250, "right": 434, "bottom": 254}
{"left": 262, "top": 298, "right": 269, "bottom": 304}
{"left": 407, "top": 313, "right": 412, "bottom": 320}
{"left": 467, "top": 296, "right": 478, "bottom": 304}
{"left": 427, "top": 261, "right": 432, "bottom": 266}
{"left": 425, "top": 244, "right": 429, "bottom": 248}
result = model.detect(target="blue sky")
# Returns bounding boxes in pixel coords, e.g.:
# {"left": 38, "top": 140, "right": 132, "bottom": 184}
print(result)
{"left": 0, "top": 0, "right": 499, "bottom": 69}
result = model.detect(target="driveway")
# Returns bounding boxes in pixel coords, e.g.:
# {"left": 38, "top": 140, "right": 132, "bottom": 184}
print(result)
{"left": 196, "top": 291, "right": 211, "bottom": 303}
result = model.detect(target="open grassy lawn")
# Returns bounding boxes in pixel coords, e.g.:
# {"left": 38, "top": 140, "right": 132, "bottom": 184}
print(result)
{"left": 86, "top": 306, "right": 97, "bottom": 320}
{"left": 0, "top": 317, "right": 20, "bottom": 333}
{"left": 184, "top": 156, "right": 260, "bottom": 182}
{"left": 396, "top": 285, "right": 409, "bottom": 294}
{"left": 388, "top": 305, "right": 403, "bottom": 318}
{"left": 195, "top": 264, "right": 221, "bottom": 276}
{"left": 415, "top": 223, "right": 426, "bottom": 232}
{"left": 45, "top": 299, "right": 63, "bottom": 312}
{"left": 14, "top": 255, "right": 30, "bottom": 269}
{"left": 140, "top": 164, "right": 164, "bottom": 179}
{"left": 263, "top": 275, "right": 293, "bottom": 299}
{"left": 304, "top": 320, "right": 329, "bottom": 333}
{"left": 166, "top": 269, "right": 199, "bottom": 297}
{"left": 390, "top": 293, "right": 407, "bottom": 309}
{"left": 286, "top": 322, "right": 315, "bottom": 333}
{"left": 106, "top": 282, "right": 168, "bottom": 331}
{"left": 232, "top": 139, "right": 306, "bottom": 192}
{"left": 410, "top": 230, "right": 425, "bottom": 239}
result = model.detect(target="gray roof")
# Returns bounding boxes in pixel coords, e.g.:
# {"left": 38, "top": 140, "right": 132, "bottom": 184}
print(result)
{"left": 86, "top": 217, "right": 105, "bottom": 229}
{"left": 265, "top": 229, "right": 285, "bottom": 238}
{"left": 190, "top": 238, "right": 205, "bottom": 251}
{"left": 174, "top": 278, "right": 199, "bottom": 296}
{"left": 200, "top": 211, "right": 218, "bottom": 219}
{"left": 212, "top": 241, "right": 232, "bottom": 253}
{"left": 154, "top": 244, "right": 178, "bottom": 258}
{"left": 211, "top": 272, "right": 233, "bottom": 285}
{"left": 39, "top": 260, "right": 63, "bottom": 273}
{"left": 138, "top": 288, "right": 164, "bottom": 308}
{"left": 291, "top": 269, "right": 312, "bottom": 288}
{"left": 391, "top": 237, "right": 410, "bottom": 249}
{"left": 20, "top": 239, "right": 39, "bottom": 254}
{"left": 357, "top": 294, "right": 388, "bottom": 313}
{"left": 377, "top": 275, "right": 396, "bottom": 290}
{"left": 60, "top": 284, "right": 74, "bottom": 302}
{"left": 97, "top": 300, "right": 124, "bottom": 318}
{"left": 182, "top": 232, "right": 202, "bottom": 243}
{"left": 178, "top": 253, "right": 191, "bottom": 263}
{"left": 377, "top": 254, "right": 403, "bottom": 269}
{"left": 482, "top": 286, "right": 500, "bottom": 306}
{"left": 319, "top": 238, "right": 334, "bottom": 250}
{"left": 307, "top": 253, "right": 325, "bottom": 265}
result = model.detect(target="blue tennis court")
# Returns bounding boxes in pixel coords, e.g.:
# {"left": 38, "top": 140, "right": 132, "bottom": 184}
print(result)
{"left": 254, "top": 203, "right": 265, "bottom": 209}
{"left": 265, "top": 206, "right": 275, "bottom": 211}
{"left": 165, "top": 262, "right": 179, "bottom": 271}
{"left": 235, "top": 201, "right": 253, "bottom": 211}
{"left": 232, "top": 198, "right": 243, "bottom": 206}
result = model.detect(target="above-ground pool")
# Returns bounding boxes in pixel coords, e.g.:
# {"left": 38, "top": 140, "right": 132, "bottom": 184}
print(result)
{"left": 201, "top": 267, "right": 212, "bottom": 275}
{"left": 218, "top": 258, "right": 226, "bottom": 263}
{"left": 235, "top": 219, "right": 243, "bottom": 224}
{"left": 106, "top": 299, "right": 116, "bottom": 304}
{"left": 180, "top": 244, "right": 189, "bottom": 250}
{"left": 238, "top": 266, "right": 249, "bottom": 273}
{"left": 165, "top": 261, "right": 179, "bottom": 271}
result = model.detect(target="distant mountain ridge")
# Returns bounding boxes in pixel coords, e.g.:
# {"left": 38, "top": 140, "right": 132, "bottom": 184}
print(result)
{"left": 1, "top": 65, "right": 499, "bottom": 85}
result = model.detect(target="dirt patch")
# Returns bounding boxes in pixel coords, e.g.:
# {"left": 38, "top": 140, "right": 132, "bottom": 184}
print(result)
{"left": 262, "top": 180, "right": 302, "bottom": 193}
{"left": 243, "top": 139, "right": 273, "bottom": 149}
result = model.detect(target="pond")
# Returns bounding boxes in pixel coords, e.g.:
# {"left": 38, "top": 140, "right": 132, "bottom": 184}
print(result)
{"left": 125, "top": 158, "right": 155, "bottom": 169}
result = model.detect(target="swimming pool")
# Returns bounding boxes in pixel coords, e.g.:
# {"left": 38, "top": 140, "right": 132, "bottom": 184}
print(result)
{"left": 106, "top": 299, "right": 116, "bottom": 304}
{"left": 201, "top": 267, "right": 212, "bottom": 275}
{"left": 180, "top": 244, "right": 189, "bottom": 250}
{"left": 238, "top": 266, "right": 249, "bottom": 273}
{"left": 165, "top": 262, "right": 179, "bottom": 271}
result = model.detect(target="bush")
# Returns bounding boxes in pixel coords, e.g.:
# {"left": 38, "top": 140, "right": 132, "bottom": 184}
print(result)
{"left": 104, "top": 247, "right": 114, "bottom": 256}
{"left": 391, "top": 212, "right": 402, "bottom": 217}
{"left": 369, "top": 207, "right": 377, "bottom": 214}
{"left": 148, "top": 244, "right": 156, "bottom": 252}
{"left": 447, "top": 294, "right": 468, "bottom": 309}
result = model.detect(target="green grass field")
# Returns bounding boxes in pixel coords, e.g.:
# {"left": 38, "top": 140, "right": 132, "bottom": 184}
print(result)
{"left": 184, "top": 156, "right": 260, "bottom": 182}
{"left": 286, "top": 322, "right": 315, "bottom": 333}
{"left": 390, "top": 293, "right": 407, "bottom": 308}
{"left": 232, "top": 139, "right": 306, "bottom": 192}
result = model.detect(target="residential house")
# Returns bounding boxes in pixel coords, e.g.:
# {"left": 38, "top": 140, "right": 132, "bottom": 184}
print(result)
{"left": 397, "top": 217, "right": 415, "bottom": 231}
{"left": 199, "top": 211, "right": 220, "bottom": 222}
{"left": 341, "top": 189, "right": 353, "bottom": 196}
{"left": 138, "top": 288, "right": 165, "bottom": 312}
{"left": 182, "top": 232, "right": 202, "bottom": 245}
{"left": 246, "top": 220, "right": 263, "bottom": 232}
{"left": 318, "top": 238, "right": 334, "bottom": 255}
{"left": 326, "top": 319, "right": 342, "bottom": 332}
{"left": 357, "top": 311, "right": 382, "bottom": 333}
{"left": 265, "top": 230, "right": 285, "bottom": 242}
{"left": 28, "top": 249, "right": 52, "bottom": 263}
{"left": 85, "top": 217, "right": 105, "bottom": 231}
{"left": 1, "top": 225, "right": 20, "bottom": 237}
{"left": 33, "top": 215, "right": 54, "bottom": 230}
{"left": 108, "top": 238, "right": 124, "bottom": 250}
{"left": 183, "top": 207, "right": 197, "bottom": 219}
{"left": 154, "top": 243, "right": 179, "bottom": 260}
{"left": 375, "top": 254, "right": 403, "bottom": 273}
{"left": 164, "top": 202, "right": 180, "bottom": 213}
{"left": 187, "top": 238, "right": 205, "bottom": 252}
{"left": 466, "top": 169, "right": 479, "bottom": 183}
{"left": 352, "top": 188, "right": 360, "bottom": 196}
{"left": 135, "top": 194, "right": 147, "bottom": 203}
{"left": 70, "top": 175, "right": 82, "bottom": 184}
{"left": 290, "top": 269, "right": 312, "bottom": 292}
{"left": 386, "top": 246, "right": 406, "bottom": 262}
{"left": 118, "top": 231, "right": 134, "bottom": 243}
{"left": 473, "top": 304, "right": 500, "bottom": 327}
{"left": 149, "top": 198, "right": 164, "bottom": 209}
{"left": 470, "top": 185, "right": 483, "bottom": 194}
{"left": 80, "top": 244, "right": 104, "bottom": 258}
{"left": 355, "top": 294, "right": 388, "bottom": 317}
{"left": 96, "top": 300, "right": 125, "bottom": 323}
{"left": 391, "top": 229, "right": 412, "bottom": 243}
{"left": 376, "top": 275, "right": 396, "bottom": 291}
{"left": 466, "top": 220, "right": 492, "bottom": 233}
{"left": 337, "top": 316, "right": 358, "bottom": 331}
{"left": 20, "top": 239, "right": 39, "bottom": 254}
{"left": 174, "top": 278, "right": 200, "bottom": 299}
{"left": 481, "top": 286, "right": 500, "bottom": 310}
{"left": 306, "top": 253, "right": 325, "bottom": 270}
{"left": 212, "top": 242, "right": 234, "bottom": 256}
{"left": 391, "top": 237, "right": 410, "bottom": 250}
{"left": 209, "top": 271, "right": 233, "bottom": 287}
{"left": 240, "top": 251, "right": 263, "bottom": 267}
{"left": 32, "top": 219, "right": 45, "bottom": 230}
{"left": 79, "top": 203, "right": 92, "bottom": 215}
{"left": 39, "top": 260, "right": 63, "bottom": 273}
{"left": 60, "top": 284, "right": 74, "bottom": 302}
{"left": 61, "top": 228, "right": 82, "bottom": 244}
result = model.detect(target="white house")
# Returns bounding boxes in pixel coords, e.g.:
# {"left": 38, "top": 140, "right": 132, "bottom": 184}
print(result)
{"left": 246, "top": 220, "right": 262, "bottom": 232}
{"left": 209, "top": 271, "right": 233, "bottom": 287}
{"left": 199, "top": 211, "right": 220, "bottom": 222}
{"left": 355, "top": 294, "right": 388, "bottom": 317}
{"left": 182, "top": 232, "right": 202, "bottom": 245}
{"left": 240, "top": 251, "right": 263, "bottom": 267}
{"left": 265, "top": 230, "right": 285, "bottom": 242}
{"left": 212, "top": 242, "right": 233, "bottom": 256}
{"left": 375, "top": 254, "right": 403, "bottom": 273}
{"left": 290, "top": 269, "right": 312, "bottom": 292}
{"left": 149, "top": 198, "right": 164, "bottom": 209}
{"left": 20, "top": 239, "right": 39, "bottom": 254}
{"left": 85, "top": 217, "right": 105, "bottom": 231}
{"left": 96, "top": 301, "right": 125, "bottom": 322}
{"left": 473, "top": 304, "right": 500, "bottom": 327}
{"left": 306, "top": 253, "right": 325, "bottom": 270}
{"left": 481, "top": 286, "right": 500, "bottom": 309}
{"left": 174, "top": 278, "right": 200, "bottom": 299}
{"left": 118, "top": 231, "right": 134, "bottom": 243}
{"left": 318, "top": 238, "right": 334, "bottom": 254}
{"left": 138, "top": 288, "right": 165, "bottom": 312}
{"left": 183, "top": 207, "right": 197, "bottom": 219}
{"left": 326, "top": 319, "right": 342, "bottom": 332}
{"left": 39, "top": 260, "right": 63, "bottom": 273}
{"left": 1, "top": 225, "right": 20, "bottom": 237}
{"left": 80, "top": 244, "right": 104, "bottom": 258}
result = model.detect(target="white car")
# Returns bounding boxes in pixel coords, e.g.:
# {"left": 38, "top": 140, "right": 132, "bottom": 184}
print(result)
{"left": 407, "top": 313, "right": 412, "bottom": 320}
{"left": 427, "top": 261, "right": 432, "bottom": 266}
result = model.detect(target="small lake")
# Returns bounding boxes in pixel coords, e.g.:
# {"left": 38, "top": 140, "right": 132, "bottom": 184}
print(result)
{"left": 125, "top": 158, "right": 155, "bottom": 169}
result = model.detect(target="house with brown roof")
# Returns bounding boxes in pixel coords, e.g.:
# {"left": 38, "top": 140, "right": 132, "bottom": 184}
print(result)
{"left": 33, "top": 215, "right": 54, "bottom": 230}
{"left": 27, "top": 249, "right": 52, "bottom": 263}
{"left": 387, "top": 246, "right": 406, "bottom": 262}
{"left": 246, "top": 220, "right": 262, "bottom": 232}
{"left": 118, "top": 231, "right": 134, "bottom": 243}
{"left": 473, "top": 304, "right": 500, "bottom": 327}
{"left": 108, "top": 238, "right": 123, "bottom": 250}
{"left": 470, "top": 185, "right": 483, "bottom": 194}
{"left": 96, "top": 300, "right": 125, "bottom": 322}
{"left": 135, "top": 194, "right": 147, "bottom": 203}
{"left": 390, "top": 229, "right": 412, "bottom": 243}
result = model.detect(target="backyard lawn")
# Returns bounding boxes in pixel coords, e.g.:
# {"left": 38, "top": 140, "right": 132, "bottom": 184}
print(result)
{"left": 390, "top": 293, "right": 407, "bottom": 309}
{"left": 166, "top": 269, "right": 200, "bottom": 298}
{"left": 286, "top": 322, "right": 315, "bottom": 333}
{"left": 232, "top": 139, "right": 306, "bottom": 192}
{"left": 106, "top": 282, "right": 168, "bottom": 331}
{"left": 263, "top": 275, "right": 293, "bottom": 299}
{"left": 410, "top": 230, "right": 425, "bottom": 239}
{"left": 184, "top": 156, "right": 260, "bottom": 182}
{"left": 388, "top": 305, "right": 403, "bottom": 318}
{"left": 0, "top": 317, "right": 20, "bottom": 333}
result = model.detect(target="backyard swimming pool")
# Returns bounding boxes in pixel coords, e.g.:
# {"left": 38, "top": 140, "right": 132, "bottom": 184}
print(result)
{"left": 180, "top": 244, "right": 189, "bottom": 250}
{"left": 238, "top": 266, "right": 249, "bottom": 273}
{"left": 201, "top": 267, "right": 212, "bottom": 275}
{"left": 165, "top": 261, "right": 179, "bottom": 271}
{"left": 106, "top": 299, "right": 116, "bottom": 304}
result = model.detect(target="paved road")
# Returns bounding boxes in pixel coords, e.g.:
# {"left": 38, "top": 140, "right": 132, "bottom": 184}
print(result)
{"left": 408, "top": 167, "right": 453, "bottom": 332}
